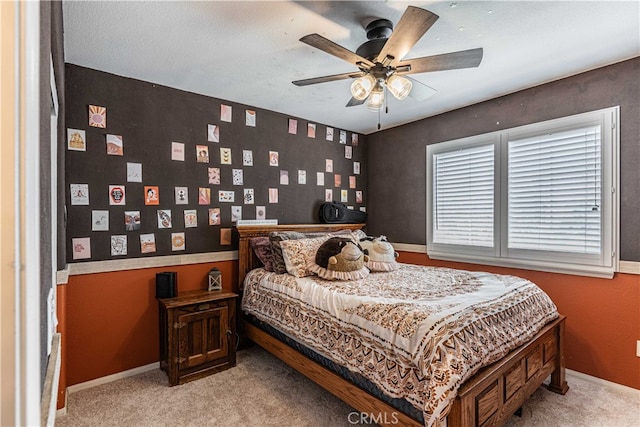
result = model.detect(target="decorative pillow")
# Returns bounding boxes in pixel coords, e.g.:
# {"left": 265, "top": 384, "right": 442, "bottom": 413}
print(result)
{"left": 308, "top": 237, "right": 370, "bottom": 281}
{"left": 359, "top": 235, "right": 399, "bottom": 272}
{"left": 269, "top": 231, "right": 308, "bottom": 274}
{"left": 279, "top": 236, "right": 331, "bottom": 278}
{"left": 269, "top": 229, "right": 360, "bottom": 274}
{"left": 352, "top": 228, "right": 368, "bottom": 241}
{"left": 249, "top": 237, "right": 274, "bottom": 272}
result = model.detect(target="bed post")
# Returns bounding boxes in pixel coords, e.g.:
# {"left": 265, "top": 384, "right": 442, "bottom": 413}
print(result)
{"left": 547, "top": 315, "right": 569, "bottom": 394}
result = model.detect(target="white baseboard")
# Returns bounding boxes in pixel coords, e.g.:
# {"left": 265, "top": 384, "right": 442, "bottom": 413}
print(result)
{"left": 66, "top": 362, "right": 160, "bottom": 395}
{"left": 566, "top": 369, "right": 640, "bottom": 397}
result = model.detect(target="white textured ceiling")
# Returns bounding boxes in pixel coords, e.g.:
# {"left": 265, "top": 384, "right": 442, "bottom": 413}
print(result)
{"left": 63, "top": 1, "right": 640, "bottom": 135}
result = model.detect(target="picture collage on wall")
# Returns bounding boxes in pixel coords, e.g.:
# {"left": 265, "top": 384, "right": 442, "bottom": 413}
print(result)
{"left": 67, "top": 100, "right": 365, "bottom": 261}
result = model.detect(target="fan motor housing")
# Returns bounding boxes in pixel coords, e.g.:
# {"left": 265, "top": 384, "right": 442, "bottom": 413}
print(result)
{"left": 356, "top": 18, "right": 394, "bottom": 61}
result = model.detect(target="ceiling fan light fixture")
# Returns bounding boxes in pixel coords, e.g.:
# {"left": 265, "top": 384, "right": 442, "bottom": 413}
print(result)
{"left": 386, "top": 75, "right": 412, "bottom": 100}
{"left": 350, "top": 75, "right": 376, "bottom": 100}
{"left": 367, "top": 81, "right": 385, "bottom": 111}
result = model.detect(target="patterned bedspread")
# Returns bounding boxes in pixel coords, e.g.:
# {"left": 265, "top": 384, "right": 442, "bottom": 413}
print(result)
{"left": 242, "top": 263, "right": 558, "bottom": 426}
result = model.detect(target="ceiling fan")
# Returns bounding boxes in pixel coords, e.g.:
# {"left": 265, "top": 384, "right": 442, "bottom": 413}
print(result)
{"left": 292, "top": 6, "right": 483, "bottom": 112}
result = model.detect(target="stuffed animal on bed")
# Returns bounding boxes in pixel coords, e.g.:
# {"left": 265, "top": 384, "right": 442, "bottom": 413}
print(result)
{"left": 359, "top": 235, "right": 399, "bottom": 272}
{"left": 309, "top": 237, "right": 370, "bottom": 280}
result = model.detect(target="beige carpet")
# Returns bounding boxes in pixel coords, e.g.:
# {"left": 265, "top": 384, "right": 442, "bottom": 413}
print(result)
{"left": 56, "top": 346, "right": 640, "bottom": 427}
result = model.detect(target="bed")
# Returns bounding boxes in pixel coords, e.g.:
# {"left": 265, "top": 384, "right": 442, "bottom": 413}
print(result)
{"left": 234, "top": 224, "right": 568, "bottom": 427}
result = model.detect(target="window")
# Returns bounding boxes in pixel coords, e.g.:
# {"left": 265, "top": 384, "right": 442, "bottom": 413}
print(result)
{"left": 427, "top": 107, "right": 619, "bottom": 277}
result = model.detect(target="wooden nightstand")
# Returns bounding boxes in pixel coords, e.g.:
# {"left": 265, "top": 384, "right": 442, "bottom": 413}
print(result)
{"left": 158, "top": 290, "right": 237, "bottom": 386}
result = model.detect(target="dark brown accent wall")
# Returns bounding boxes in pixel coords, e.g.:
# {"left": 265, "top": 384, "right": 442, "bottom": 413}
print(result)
{"left": 366, "top": 57, "right": 640, "bottom": 262}
{"left": 64, "top": 64, "right": 367, "bottom": 262}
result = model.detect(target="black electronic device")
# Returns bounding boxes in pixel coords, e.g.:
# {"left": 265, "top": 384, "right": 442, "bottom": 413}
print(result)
{"left": 155, "top": 272, "right": 177, "bottom": 298}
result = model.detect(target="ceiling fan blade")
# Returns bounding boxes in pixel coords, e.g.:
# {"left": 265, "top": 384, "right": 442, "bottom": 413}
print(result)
{"left": 300, "top": 34, "right": 375, "bottom": 69}
{"left": 405, "top": 77, "right": 437, "bottom": 101}
{"left": 375, "top": 6, "right": 439, "bottom": 66}
{"left": 346, "top": 96, "right": 366, "bottom": 107}
{"left": 396, "top": 48, "right": 484, "bottom": 74}
{"left": 292, "top": 71, "right": 365, "bottom": 87}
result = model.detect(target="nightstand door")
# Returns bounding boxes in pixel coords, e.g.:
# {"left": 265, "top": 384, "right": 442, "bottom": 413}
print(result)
{"left": 176, "top": 303, "right": 229, "bottom": 369}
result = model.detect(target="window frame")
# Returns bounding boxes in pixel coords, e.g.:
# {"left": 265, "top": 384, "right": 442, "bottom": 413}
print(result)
{"left": 426, "top": 106, "right": 619, "bottom": 278}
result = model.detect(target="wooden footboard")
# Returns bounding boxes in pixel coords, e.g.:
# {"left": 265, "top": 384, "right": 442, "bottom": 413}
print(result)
{"left": 447, "top": 315, "right": 568, "bottom": 427}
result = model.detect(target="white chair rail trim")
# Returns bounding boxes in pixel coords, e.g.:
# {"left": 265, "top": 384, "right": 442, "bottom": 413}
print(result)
{"left": 56, "top": 251, "right": 238, "bottom": 284}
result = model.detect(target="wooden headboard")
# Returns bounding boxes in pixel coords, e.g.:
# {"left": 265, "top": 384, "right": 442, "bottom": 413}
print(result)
{"left": 233, "top": 223, "right": 365, "bottom": 294}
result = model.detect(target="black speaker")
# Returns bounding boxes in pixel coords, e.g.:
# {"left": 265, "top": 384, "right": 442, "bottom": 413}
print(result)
{"left": 155, "top": 272, "right": 177, "bottom": 298}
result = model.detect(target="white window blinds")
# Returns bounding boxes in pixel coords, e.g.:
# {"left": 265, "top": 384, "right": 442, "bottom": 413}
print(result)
{"left": 508, "top": 126, "right": 601, "bottom": 254}
{"left": 426, "top": 106, "right": 618, "bottom": 278}
{"left": 432, "top": 144, "right": 494, "bottom": 247}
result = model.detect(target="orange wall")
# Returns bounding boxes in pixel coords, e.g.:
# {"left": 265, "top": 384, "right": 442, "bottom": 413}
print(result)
{"left": 57, "top": 254, "right": 639, "bottom": 409}
{"left": 56, "top": 260, "right": 236, "bottom": 405}
{"left": 398, "top": 252, "right": 640, "bottom": 390}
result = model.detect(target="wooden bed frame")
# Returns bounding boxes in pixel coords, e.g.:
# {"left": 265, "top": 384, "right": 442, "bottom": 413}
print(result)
{"left": 234, "top": 224, "right": 568, "bottom": 427}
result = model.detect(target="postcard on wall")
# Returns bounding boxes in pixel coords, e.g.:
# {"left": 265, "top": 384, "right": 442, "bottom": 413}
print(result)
{"left": 208, "top": 167, "right": 221, "bottom": 185}
{"left": 209, "top": 208, "right": 221, "bottom": 225}
{"left": 126, "top": 162, "right": 142, "bottom": 183}
{"left": 124, "top": 211, "right": 141, "bottom": 231}
{"left": 269, "top": 151, "right": 279, "bottom": 167}
{"left": 88, "top": 105, "right": 106, "bottom": 128}
{"left": 111, "top": 235, "right": 127, "bottom": 256}
{"left": 67, "top": 128, "right": 86, "bottom": 151}
{"left": 339, "top": 130, "right": 347, "bottom": 144}
{"left": 316, "top": 172, "right": 325, "bottom": 186}
{"left": 220, "top": 104, "right": 232, "bottom": 122}
{"left": 171, "top": 232, "right": 186, "bottom": 251}
{"left": 256, "top": 206, "right": 266, "bottom": 220}
{"left": 325, "top": 159, "right": 333, "bottom": 173}
{"left": 356, "top": 191, "right": 363, "bottom": 204}
{"left": 70, "top": 183, "right": 89, "bottom": 205}
{"left": 171, "top": 142, "right": 185, "bottom": 161}
{"left": 109, "top": 185, "right": 126, "bottom": 206}
{"left": 72, "top": 237, "right": 91, "bottom": 260}
{"left": 232, "top": 169, "right": 243, "bottom": 186}
{"left": 243, "top": 150, "right": 253, "bottom": 166}
{"left": 231, "top": 206, "right": 242, "bottom": 223}
{"left": 91, "top": 210, "right": 109, "bottom": 231}
{"left": 144, "top": 186, "right": 159, "bottom": 205}
{"left": 334, "top": 174, "right": 341, "bottom": 187}
{"left": 307, "top": 123, "right": 316, "bottom": 138}
{"left": 184, "top": 209, "right": 198, "bottom": 228}
{"left": 325, "top": 189, "right": 333, "bottom": 202}
{"left": 106, "top": 134, "right": 123, "bottom": 156}
{"left": 268, "top": 188, "right": 278, "bottom": 204}
{"left": 196, "top": 145, "right": 209, "bottom": 163}
{"left": 220, "top": 147, "right": 232, "bottom": 165}
{"left": 140, "top": 233, "right": 156, "bottom": 254}
{"left": 175, "top": 186, "right": 189, "bottom": 204}
{"left": 279, "top": 170, "right": 289, "bottom": 185}
{"left": 244, "top": 188, "right": 254, "bottom": 204}
{"left": 298, "top": 170, "right": 306, "bottom": 185}
{"left": 353, "top": 161, "right": 360, "bottom": 175}
{"left": 352, "top": 133, "right": 359, "bottom": 146}
{"left": 245, "top": 109, "right": 256, "bottom": 127}
{"left": 218, "top": 190, "right": 234, "bottom": 202}
{"left": 349, "top": 175, "right": 356, "bottom": 189}
{"left": 345, "top": 145, "right": 352, "bottom": 159}
{"left": 207, "top": 124, "right": 220, "bottom": 142}
{"left": 220, "top": 228, "right": 232, "bottom": 245}
{"left": 288, "top": 118, "right": 297, "bottom": 134}
{"left": 157, "top": 209, "right": 172, "bottom": 229}
{"left": 198, "top": 187, "right": 211, "bottom": 205}
{"left": 326, "top": 127, "right": 334, "bottom": 141}
{"left": 341, "top": 189, "right": 348, "bottom": 203}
